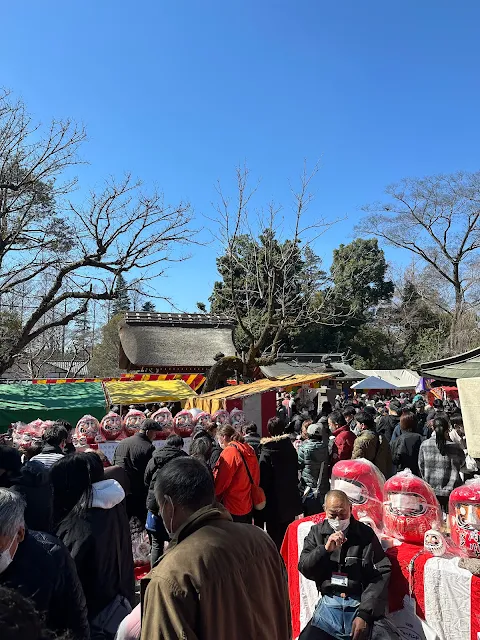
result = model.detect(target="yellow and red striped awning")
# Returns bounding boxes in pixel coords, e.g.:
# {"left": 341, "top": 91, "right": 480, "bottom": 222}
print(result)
{"left": 119, "top": 373, "right": 205, "bottom": 391}
{"left": 32, "top": 373, "right": 205, "bottom": 392}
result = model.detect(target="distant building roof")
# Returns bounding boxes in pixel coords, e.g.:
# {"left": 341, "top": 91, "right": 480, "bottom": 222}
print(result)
{"left": 119, "top": 312, "right": 236, "bottom": 372}
{"left": 260, "top": 354, "right": 365, "bottom": 382}
{"left": 420, "top": 346, "right": 480, "bottom": 381}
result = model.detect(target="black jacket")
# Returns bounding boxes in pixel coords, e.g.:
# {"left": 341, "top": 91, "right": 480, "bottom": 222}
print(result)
{"left": 376, "top": 415, "right": 400, "bottom": 442}
{"left": 145, "top": 445, "right": 188, "bottom": 515}
{"left": 391, "top": 431, "right": 423, "bottom": 475}
{"left": 55, "top": 480, "right": 135, "bottom": 620}
{"left": 9, "top": 461, "right": 53, "bottom": 533}
{"left": 1, "top": 529, "right": 89, "bottom": 639}
{"left": 113, "top": 432, "right": 154, "bottom": 516}
{"left": 244, "top": 432, "right": 261, "bottom": 457}
{"left": 192, "top": 429, "right": 221, "bottom": 469}
{"left": 298, "top": 516, "right": 391, "bottom": 625}
{"left": 258, "top": 434, "right": 302, "bottom": 524}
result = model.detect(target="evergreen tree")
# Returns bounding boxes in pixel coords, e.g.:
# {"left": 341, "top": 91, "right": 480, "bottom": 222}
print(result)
{"left": 112, "top": 275, "right": 131, "bottom": 316}
{"left": 141, "top": 301, "right": 156, "bottom": 312}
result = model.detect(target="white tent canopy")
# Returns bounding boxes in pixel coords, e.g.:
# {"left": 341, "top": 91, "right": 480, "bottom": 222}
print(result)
{"left": 351, "top": 376, "right": 399, "bottom": 390}
{"left": 358, "top": 369, "right": 420, "bottom": 390}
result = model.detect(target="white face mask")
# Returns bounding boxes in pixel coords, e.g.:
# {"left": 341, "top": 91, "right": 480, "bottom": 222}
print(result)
{"left": 160, "top": 496, "right": 175, "bottom": 539}
{"left": 0, "top": 536, "right": 16, "bottom": 574}
{"left": 327, "top": 518, "right": 350, "bottom": 533}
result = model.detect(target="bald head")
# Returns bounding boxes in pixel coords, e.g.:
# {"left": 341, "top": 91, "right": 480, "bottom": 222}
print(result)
{"left": 324, "top": 490, "right": 351, "bottom": 521}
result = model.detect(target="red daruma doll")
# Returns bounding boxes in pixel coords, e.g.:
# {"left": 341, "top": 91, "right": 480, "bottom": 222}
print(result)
{"left": 100, "top": 411, "right": 125, "bottom": 441}
{"left": 383, "top": 469, "right": 442, "bottom": 544}
{"left": 173, "top": 410, "right": 193, "bottom": 438}
{"left": 450, "top": 480, "right": 480, "bottom": 558}
{"left": 75, "top": 415, "right": 104, "bottom": 445}
{"left": 150, "top": 408, "right": 173, "bottom": 440}
{"left": 212, "top": 409, "right": 230, "bottom": 426}
{"left": 124, "top": 409, "right": 146, "bottom": 437}
{"left": 331, "top": 458, "right": 385, "bottom": 534}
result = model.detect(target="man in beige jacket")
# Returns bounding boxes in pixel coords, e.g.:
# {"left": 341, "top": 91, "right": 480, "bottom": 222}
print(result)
{"left": 141, "top": 457, "right": 292, "bottom": 640}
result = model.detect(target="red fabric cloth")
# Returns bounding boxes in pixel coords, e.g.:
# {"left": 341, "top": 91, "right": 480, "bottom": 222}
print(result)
{"left": 213, "top": 441, "right": 260, "bottom": 516}
{"left": 331, "top": 426, "right": 356, "bottom": 463}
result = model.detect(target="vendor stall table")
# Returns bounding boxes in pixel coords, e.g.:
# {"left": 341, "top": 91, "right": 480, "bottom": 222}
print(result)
{"left": 281, "top": 515, "right": 480, "bottom": 640}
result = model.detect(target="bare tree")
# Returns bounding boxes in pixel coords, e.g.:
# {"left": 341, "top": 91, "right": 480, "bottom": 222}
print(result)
{"left": 0, "top": 90, "right": 194, "bottom": 375}
{"left": 357, "top": 172, "right": 480, "bottom": 348}
{"left": 203, "top": 163, "right": 352, "bottom": 391}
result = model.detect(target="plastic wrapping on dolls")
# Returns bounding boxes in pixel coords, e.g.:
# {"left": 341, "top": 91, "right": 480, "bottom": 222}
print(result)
{"left": 100, "top": 411, "right": 125, "bottom": 441}
{"left": 383, "top": 469, "right": 442, "bottom": 544}
{"left": 124, "top": 409, "right": 146, "bottom": 436}
{"left": 173, "top": 410, "right": 194, "bottom": 437}
{"left": 331, "top": 458, "right": 385, "bottom": 533}
{"left": 230, "top": 408, "right": 246, "bottom": 428}
{"left": 449, "top": 480, "right": 480, "bottom": 558}
{"left": 75, "top": 415, "right": 104, "bottom": 445}
{"left": 151, "top": 408, "right": 174, "bottom": 440}
{"left": 212, "top": 409, "right": 231, "bottom": 426}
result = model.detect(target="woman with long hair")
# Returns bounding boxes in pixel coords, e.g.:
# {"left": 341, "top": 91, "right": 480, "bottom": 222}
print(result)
{"left": 419, "top": 415, "right": 465, "bottom": 512}
{"left": 214, "top": 425, "right": 260, "bottom": 523}
{"left": 50, "top": 453, "right": 135, "bottom": 637}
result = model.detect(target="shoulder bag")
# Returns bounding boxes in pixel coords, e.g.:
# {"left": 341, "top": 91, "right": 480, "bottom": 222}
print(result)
{"left": 231, "top": 444, "right": 266, "bottom": 511}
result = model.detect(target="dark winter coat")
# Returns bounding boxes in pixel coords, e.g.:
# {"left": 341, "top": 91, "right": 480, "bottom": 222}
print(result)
{"left": 298, "top": 437, "right": 330, "bottom": 494}
{"left": 1, "top": 529, "right": 90, "bottom": 639}
{"left": 4, "top": 461, "right": 53, "bottom": 533}
{"left": 244, "top": 432, "right": 261, "bottom": 457}
{"left": 391, "top": 431, "right": 423, "bottom": 475}
{"left": 192, "top": 429, "right": 221, "bottom": 469}
{"left": 258, "top": 434, "right": 302, "bottom": 524}
{"left": 299, "top": 516, "right": 391, "bottom": 625}
{"left": 113, "top": 431, "right": 154, "bottom": 519}
{"left": 145, "top": 445, "right": 188, "bottom": 515}
{"left": 55, "top": 479, "right": 135, "bottom": 620}
{"left": 376, "top": 414, "right": 400, "bottom": 442}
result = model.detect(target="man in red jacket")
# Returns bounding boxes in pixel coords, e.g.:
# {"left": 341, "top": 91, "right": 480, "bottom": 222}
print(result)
{"left": 329, "top": 411, "right": 356, "bottom": 464}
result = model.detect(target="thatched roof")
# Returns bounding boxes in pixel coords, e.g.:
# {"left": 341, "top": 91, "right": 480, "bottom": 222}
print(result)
{"left": 119, "top": 312, "right": 236, "bottom": 372}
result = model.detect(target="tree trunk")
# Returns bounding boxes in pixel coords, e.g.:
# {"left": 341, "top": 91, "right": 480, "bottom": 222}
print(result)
{"left": 202, "top": 356, "right": 247, "bottom": 393}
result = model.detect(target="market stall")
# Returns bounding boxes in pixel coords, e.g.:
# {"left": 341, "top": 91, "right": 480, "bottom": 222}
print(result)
{"left": 184, "top": 373, "right": 333, "bottom": 436}
{"left": 282, "top": 514, "right": 480, "bottom": 640}
{"left": 351, "top": 375, "right": 399, "bottom": 391}
{"left": 0, "top": 382, "right": 107, "bottom": 431}
{"left": 103, "top": 379, "right": 196, "bottom": 407}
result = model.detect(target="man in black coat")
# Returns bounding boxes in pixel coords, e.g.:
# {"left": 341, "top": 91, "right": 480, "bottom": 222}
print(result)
{"left": 376, "top": 400, "right": 401, "bottom": 442}
{"left": 144, "top": 434, "right": 188, "bottom": 566}
{"left": 298, "top": 490, "right": 391, "bottom": 640}
{"left": 113, "top": 418, "right": 161, "bottom": 522}
{"left": 258, "top": 417, "right": 302, "bottom": 550}
{"left": 0, "top": 488, "right": 89, "bottom": 639}
{"left": 0, "top": 445, "right": 53, "bottom": 533}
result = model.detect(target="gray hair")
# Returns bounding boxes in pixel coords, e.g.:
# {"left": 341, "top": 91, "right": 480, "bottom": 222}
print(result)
{"left": 0, "top": 489, "right": 26, "bottom": 538}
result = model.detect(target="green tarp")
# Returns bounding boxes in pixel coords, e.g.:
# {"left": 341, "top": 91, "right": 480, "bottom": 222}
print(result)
{"left": 0, "top": 383, "right": 107, "bottom": 431}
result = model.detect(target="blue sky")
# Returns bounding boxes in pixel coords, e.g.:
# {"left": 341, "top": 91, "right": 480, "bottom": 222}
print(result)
{"left": 2, "top": 1, "right": 480, "bottom": 312}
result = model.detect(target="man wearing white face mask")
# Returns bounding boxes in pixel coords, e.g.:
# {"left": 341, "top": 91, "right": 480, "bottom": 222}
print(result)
{"left": 0, "top": 488, "right": 89, "bottom": 639}
{"left": 298, "top": 490, "right": 391, "bottom": 640}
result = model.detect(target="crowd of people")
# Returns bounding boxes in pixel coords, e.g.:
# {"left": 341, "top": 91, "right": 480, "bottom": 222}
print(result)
{"left": 0, "top": 388, "right": 469, "bottom": 640}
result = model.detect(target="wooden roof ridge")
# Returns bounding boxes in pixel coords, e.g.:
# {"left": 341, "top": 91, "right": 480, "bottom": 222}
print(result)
{"left": 124, "top": 312, "right": 235, "bottom": 328}
{"left": 421, "top": 345, "right": 480, "bottom": 370}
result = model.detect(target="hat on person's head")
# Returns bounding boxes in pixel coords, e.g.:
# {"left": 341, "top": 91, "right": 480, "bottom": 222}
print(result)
{"left": 307, "top": 424, "right": 323, "bottom": 437}
{"left": 140, "top": 419, "right": 163, "bottom": 432}
{"left": 0, "top": 445, "right": 22, "bottom": 473}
